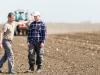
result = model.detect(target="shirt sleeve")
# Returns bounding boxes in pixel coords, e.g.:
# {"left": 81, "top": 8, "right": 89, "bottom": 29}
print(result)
{"left": 27, "top": 23, "right": 33, "bottom": 43}
{"left": 41, "top": 22, "right": 47, "bottom": 43}
{"left": 2, "top": 24, "right": 7, "bottom": 32}
{"left": 14, "top": 21, "right": 19, "bottom": 27}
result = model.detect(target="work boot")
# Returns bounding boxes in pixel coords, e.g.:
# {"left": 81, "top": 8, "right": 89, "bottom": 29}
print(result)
{"left": 0, "top": 68, "right": 2, "bottom": 73}
{"left": 30, "top": 64, "right": 34, "bottom": 71}
{"left": 8, "top": 71, "right": 16, "bottom": 74}
{"left": 36, "top": 65, "right": 42, "bottom": 73}
{"left": 25, "top": 64, "right": 34, "bottom": 73}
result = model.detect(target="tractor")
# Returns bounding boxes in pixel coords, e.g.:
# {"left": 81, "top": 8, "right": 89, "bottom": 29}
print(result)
{"left": 14, "top": 10, "right": 29, "bottom": 36}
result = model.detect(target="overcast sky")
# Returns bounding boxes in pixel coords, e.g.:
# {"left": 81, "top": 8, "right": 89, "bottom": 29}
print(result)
{"left": 0, "top": 0, "right": 100, "bottom": 23}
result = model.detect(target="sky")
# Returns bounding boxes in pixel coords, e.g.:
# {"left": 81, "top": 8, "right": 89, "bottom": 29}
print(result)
{"left": 0, "top": 0, "right": 100, "bottom": 23}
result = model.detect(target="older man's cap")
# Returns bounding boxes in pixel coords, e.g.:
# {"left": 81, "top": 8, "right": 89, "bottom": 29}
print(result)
{"left": 8, "top": 12, "right": 15, "bottom": 17}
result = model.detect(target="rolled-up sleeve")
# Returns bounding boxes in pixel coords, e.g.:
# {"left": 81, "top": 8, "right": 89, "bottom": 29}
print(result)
{"left": 3, "top": 24, "right": 7, "bottom": 32}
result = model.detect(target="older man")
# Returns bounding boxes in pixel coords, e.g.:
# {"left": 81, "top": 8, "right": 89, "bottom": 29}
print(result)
{"left": 0, "top": 12, "right": 28, "bottom": 74}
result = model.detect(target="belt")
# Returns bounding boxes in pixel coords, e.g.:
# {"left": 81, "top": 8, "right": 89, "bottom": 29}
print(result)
{"left": 3, "top": 39, "right": 12, "bottom": 42}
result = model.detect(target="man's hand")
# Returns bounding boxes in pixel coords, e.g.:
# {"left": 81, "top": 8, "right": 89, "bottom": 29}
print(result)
{"left": 27, "top": 42, "right": 30, "bottom": 47}
{"left": 27, "top": 42, "right": 33, "bottom": 47}
{"left": 0, "top": 42, "right": 2, "bottom": 49}
{"left": 41, "top": 42, "right": 44, "bottom": 48}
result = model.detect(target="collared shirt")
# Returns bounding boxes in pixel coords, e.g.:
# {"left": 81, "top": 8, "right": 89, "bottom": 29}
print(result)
{"left": 27, "top": 21, "right": 46, "bottom": 43}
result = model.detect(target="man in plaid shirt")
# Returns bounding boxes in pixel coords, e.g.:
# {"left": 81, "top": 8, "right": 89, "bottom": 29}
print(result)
{"left": 27, "top": 11, "right": 46, "bottom": 73}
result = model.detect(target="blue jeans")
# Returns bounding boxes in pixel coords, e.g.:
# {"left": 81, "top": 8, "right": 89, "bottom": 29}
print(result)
{"left": 0, "top": 39, "right": 14, "bottom": 72}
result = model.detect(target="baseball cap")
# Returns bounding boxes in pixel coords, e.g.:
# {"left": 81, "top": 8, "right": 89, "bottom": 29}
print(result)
{"left": 8, "top": 12, "right": 15, "bottom": 17}
{"left": 32, "top": 11, "right": 40, "bottom": 16}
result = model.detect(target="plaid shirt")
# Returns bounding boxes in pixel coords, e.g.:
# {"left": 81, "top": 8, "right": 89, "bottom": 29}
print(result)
{"left": 27, "top": 21, "right": 46, "bottom": 44}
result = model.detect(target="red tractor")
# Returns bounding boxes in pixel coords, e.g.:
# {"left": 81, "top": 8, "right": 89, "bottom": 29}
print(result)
{"left": 14, "top": 10, "right": 29, "bottom": 36}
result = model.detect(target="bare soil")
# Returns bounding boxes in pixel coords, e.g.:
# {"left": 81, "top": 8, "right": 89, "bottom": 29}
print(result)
{"left": 0, "top": 32, "right": 100, "bottom": 75}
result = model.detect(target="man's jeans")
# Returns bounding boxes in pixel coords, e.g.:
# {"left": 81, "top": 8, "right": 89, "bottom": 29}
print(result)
{"left": 28, "top": 42, "right": 44, "bottom": 68}
{"left": 0, "top": 39, "right": 14, "bottom": 72}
